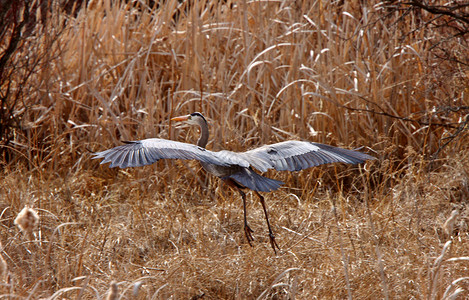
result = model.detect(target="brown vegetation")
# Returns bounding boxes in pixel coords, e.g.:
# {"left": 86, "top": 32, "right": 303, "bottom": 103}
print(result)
{"left": 1, "top": 0, "right": 468, "bottom": 298}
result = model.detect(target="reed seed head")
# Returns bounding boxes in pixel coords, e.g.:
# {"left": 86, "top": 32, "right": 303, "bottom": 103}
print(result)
{"left": 0, "top": 252, "right": 7, "bottom": 282}
{"left": 105, "top": 281, "right": 119, "bottom": 300}
{"left": 14, "top": 207, "right": 39, "bottom": 235}
{"left": 443, "top": 210, "right": 459, "bottom": 237}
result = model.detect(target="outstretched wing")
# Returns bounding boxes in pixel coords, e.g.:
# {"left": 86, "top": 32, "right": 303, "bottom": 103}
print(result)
{"left": 92, "top": 138, "right": 249, "bottom": 169}
{"left": 239, "top": 141, "right": 375, "bottom": 172}
{"left": 93, "top": 139, "right": 374, "bottom": 172}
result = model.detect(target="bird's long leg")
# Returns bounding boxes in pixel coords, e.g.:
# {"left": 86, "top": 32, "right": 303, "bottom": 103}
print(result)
{"left": 236, "top": 187, "right": 255, "bottom": 246}
{"left": 254, "top": 191, "right": 280, "bottom": 253}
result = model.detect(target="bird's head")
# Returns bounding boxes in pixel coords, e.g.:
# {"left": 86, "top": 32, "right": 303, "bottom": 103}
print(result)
{"left": 171, "top": 112, "right": 207, "bottom": 127}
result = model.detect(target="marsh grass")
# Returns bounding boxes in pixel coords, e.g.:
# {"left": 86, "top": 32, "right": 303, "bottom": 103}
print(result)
{"left": 1, "top": 0, "right": 468, "bottom": 298}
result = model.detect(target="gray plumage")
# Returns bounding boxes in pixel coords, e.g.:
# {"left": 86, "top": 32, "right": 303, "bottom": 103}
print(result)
{"left": 92, "top": 112, "right": 375, "bottom": 252}
{"left": 93, "top": 139, "right": 235, "bottom": 169}
{"left": 93, "top": 138, "right": 373, "bottom": 192}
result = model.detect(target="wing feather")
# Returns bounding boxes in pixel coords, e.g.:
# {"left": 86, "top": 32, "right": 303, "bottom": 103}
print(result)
{"left": 93, "top": 138, "right": 374, "bottom": 172}
{"left": 241, "top": 141, "right": 375, "bottom": 172}
{"left": 93, "top": 138, "right": 247, "bottom": 169}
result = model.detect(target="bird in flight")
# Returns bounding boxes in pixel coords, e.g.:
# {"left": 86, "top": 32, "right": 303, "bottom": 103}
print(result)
{"left": 93, "top": 112, "right": 375, "bottom": 252}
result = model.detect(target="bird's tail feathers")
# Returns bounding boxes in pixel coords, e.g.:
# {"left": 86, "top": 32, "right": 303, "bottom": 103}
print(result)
{"left": 228, "top": 169, "right": 284, "bottom": 192}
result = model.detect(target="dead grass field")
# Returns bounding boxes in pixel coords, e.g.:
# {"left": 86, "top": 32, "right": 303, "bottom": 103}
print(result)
{"left": 1, "top": 0, "right": 468, "bottom": 299}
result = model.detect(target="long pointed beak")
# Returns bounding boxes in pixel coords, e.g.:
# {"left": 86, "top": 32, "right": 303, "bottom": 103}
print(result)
{"left": 171, "top": 115, "right": 190, "bottom": 122}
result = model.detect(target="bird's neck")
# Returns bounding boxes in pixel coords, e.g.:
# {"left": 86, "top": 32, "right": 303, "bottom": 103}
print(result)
{"left": 197, "top": 125, "right": 209, "bottom": 148}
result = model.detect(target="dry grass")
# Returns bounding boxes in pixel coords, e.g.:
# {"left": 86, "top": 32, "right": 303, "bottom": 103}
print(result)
{"left": 1, "top": 0, "right": 468, "bottom": 299}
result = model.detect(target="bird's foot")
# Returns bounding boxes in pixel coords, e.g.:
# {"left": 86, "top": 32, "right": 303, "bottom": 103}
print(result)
{"left": 244, "top": 224, "right": 255, "bottom": 246}
{"left": 268, "top": 232, "right": 281, "bottom": 254}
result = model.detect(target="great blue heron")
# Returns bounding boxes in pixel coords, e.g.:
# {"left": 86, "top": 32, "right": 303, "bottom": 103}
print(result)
{"left": 93, "top": 112, "right": 375, "bottom": 252}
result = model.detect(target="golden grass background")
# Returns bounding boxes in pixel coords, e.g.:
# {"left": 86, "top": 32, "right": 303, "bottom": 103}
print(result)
{"left": 1, "top": 0, "right": 468, "bottom": 298}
